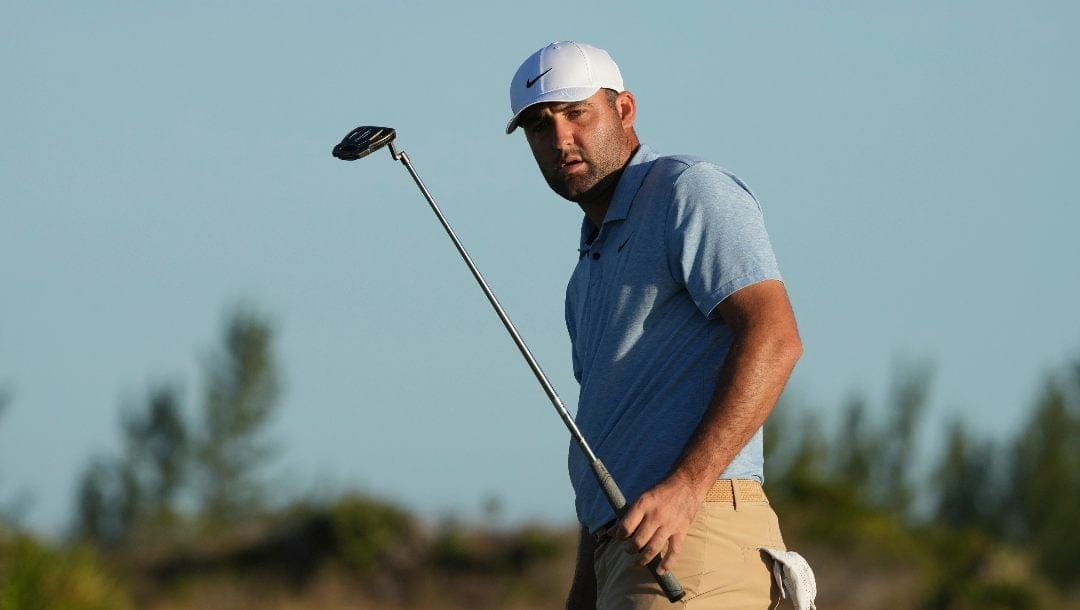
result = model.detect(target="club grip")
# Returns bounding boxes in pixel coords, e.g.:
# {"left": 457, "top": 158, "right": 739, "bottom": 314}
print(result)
{"left": 647, "top": 556, "right": 687, "bottom": 602}
{"left": 592, "top": 460, "right": 687, "bottom": 603}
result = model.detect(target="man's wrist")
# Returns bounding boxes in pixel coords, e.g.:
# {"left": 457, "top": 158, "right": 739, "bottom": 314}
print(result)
{"left": 664, "top": 464, "right": 716, "bottom": 502}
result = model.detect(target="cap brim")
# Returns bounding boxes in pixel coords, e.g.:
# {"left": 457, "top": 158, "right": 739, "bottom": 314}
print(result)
{"left": 505, "top": 86, "right": 601, "bottom": 134}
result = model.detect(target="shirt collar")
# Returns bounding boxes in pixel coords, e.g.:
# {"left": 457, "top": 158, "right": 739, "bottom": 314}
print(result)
{"left": 604, "top": 143, "right": 659, "bottom": 223}
{"left": 578, "top": 144, "right": 660, "bottom": 251}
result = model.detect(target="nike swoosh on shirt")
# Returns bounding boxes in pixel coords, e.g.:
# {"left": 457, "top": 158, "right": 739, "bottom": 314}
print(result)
{"left": 526, "top": 68, "right": 552, "bottom": 88}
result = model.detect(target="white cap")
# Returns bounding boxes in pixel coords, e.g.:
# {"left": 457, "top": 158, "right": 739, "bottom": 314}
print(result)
{"left": 505, "top": 41, "right": 624, "bottom": 134}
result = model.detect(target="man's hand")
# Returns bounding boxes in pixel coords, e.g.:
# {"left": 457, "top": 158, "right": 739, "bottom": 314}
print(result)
{"left": 614, "top": 471, "right": 706, "bottom": 575}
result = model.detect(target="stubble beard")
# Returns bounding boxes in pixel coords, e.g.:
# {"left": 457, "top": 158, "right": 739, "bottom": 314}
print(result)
{"left": 544, "top": 128, "right": 632, "bottom": 205}
{"left": 544, "top": 157, "right": 621, "bottom": 205}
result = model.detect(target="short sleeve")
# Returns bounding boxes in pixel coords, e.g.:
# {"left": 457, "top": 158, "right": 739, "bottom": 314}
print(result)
{"left": 666, "top": 163, "right": 782, "bottom": 319}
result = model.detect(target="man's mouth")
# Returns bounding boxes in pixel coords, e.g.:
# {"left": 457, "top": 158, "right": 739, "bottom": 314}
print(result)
{"left": 558, "top": 157, "right": 585, "bottom": 175}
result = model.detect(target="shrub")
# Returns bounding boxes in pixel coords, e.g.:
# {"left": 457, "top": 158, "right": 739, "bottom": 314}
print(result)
{"left": 330, "top": 495, "right": 415, "bottom": 573}
{"left": 0, "top": 532, "right": 132, "bottom": 610}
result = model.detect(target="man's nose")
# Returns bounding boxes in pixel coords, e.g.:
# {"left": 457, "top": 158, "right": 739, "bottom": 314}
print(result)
{"left": 551, "top": 117, "right": 575, "bottom": 150}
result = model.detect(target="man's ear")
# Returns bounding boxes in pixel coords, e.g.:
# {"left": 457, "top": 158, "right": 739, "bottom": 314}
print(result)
{"left": 616, "top": 91, "right": 637, "bottom": 130}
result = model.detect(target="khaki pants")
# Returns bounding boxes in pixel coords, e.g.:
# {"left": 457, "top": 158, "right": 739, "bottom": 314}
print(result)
{"left": 594, "top": 481, "right": 785, "bottom": 609}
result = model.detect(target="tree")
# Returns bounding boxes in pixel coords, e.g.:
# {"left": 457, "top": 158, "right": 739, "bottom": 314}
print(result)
{"left": 1006, "top": 368, "right": 1080, "bottom": 587}
{"left": 73, "top": 385, "right": 188, "bottom": 547}
{"left": 0, "top": 389, "right": 31, "bottom": 530}
{"left": 934, "top": 420, "right": 1000, "bottom": 532}
{"left": 73, "top": 457, "right": 124, "bottom": 546}
{"left": 875, "top": 361, "right": 932, "bottom": 515}
{"left": 0, "top": 390, "right": 10, "bottom": 528}
{"left": 833, "top": 394, "right": 874, "bottom": 498}
{"left": 196, "top": 307, "right": 281, "bottom": 529}
{"left": 120, "top": 385, "right": 188, "bottom": 530}
{"left": 781, "top": 413, "right": 830, "bottom": 501}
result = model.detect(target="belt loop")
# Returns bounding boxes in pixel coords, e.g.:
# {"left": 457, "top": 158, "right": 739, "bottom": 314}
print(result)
{"left": 732, "top": 479, "right": 742, "bottom": 511}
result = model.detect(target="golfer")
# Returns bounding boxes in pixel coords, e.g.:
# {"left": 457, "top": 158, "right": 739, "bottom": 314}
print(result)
{"left": 506, "top": 42, "right": 804, "bottom": 609}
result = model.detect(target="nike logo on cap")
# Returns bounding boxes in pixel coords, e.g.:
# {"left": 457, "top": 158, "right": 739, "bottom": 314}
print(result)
{"left": 526, "top": 68, "right": 552, "bottom": 88}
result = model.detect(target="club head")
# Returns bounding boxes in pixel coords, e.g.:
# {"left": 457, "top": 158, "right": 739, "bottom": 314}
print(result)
{"left": 332, "top": 126, "right": 397, "bottom": 161}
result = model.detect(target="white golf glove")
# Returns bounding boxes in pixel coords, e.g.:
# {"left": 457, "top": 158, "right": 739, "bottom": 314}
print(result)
{"left": 760, "top": 548, "right": 817, "bottom": 610}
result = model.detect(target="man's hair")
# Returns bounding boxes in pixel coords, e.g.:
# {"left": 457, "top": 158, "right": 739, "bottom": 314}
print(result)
{"left": 602, "top": 88, "right": 619, "bottom": 108}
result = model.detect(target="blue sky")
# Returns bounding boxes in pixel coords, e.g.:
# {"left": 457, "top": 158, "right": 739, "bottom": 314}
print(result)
{"left": 2, "top": 1, "right": 1078, "bottom": 536}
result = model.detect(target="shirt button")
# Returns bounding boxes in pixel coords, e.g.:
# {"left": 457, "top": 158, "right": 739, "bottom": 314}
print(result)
{"left": 592, "top": 252, "right": 601, "bottom": 260}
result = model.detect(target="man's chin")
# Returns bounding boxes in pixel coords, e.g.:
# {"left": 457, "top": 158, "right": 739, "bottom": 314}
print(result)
{"left": 546, "top": 177, "right": 596, "bottom": 203}
{"left": 563, "top": 175, "right": 619, "bottom": 206}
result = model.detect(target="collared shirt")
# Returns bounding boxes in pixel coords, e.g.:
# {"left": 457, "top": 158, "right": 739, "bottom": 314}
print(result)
{"left": 565, "top": 144, "right": 783, "bottom": 532}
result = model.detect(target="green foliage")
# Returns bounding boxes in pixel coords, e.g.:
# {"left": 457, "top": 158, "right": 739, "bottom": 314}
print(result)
{"left": 920, "top": 527, "right": 1047, "bottom": 610}
{"left": 935, "top": 420, "right": 1000, "bottom": 532}
{"left": 0, "top": 393, "right": 9, "bottom": 529}
{"left": 0, "top": 390, "right": 30, "bottom": 529}
{"left": 502, "top": 527, "right": 562, "bottom": 570}
{"left": 784, "top": 413, "right": 829, "bottom": 494}
{"left": 430, "top": 521, "right": 477, "bottom": 571}
{"left": 768, "top": 360, "right": 935, "bottom": 519}
{"left": 73, "top": 385, "right": 189, "bottom": 547}
{"left": 0, "top": 532, "right": 132, "bottom": 610}
{"left": 197, "top": 307, "right": 281, "bottom": 529}
{"left": 877, "top": 361, "right": 933, "bottom": 514}
{"left": 955, "top": 583, "right": 1040, "bottom": 610}
{"left": 72, "top": 457, "right": 126, "bottom": 547}
{"left": 121, "top": 385, "right": 188, "bottom": 528}
{"left": 769, "top": 354, "right": 1080, "bottom": 603}
{"left": 331, "top": 495, "right": 414, "bottom": 573}
{"left": 834, "top": 395, "right": 874, "bottom": 494}
{"left": 40, "top": 297, "right": 1080, "bottom": 606}
{"left": 428, "top": 518, "right": 565, "bottom": 576}
{"left": 70, "top": 306, "right": 283, "bottom": 548}
{"left": 1005, "top": 367, "right": 1080, "bottom": 588}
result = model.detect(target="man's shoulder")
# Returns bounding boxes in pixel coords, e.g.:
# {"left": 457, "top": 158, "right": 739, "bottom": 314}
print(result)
{"left": 644, "top": 153, "right": 757, "bottom": 204}
{"left": 656, "top": 152, "right": 709, "bottom": 168}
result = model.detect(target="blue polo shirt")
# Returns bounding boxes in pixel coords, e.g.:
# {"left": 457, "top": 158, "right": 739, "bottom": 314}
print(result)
{"left": 565, "top": 144, "right": 783, "bottom": 532}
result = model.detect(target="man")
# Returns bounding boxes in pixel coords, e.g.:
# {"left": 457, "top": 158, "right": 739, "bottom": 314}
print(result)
{"left": 506, "top": 42, "right": 803, "bottom": 609}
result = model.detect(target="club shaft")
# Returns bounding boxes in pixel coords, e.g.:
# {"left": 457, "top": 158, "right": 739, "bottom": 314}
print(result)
{"left": 384, "top": 141, "right": 686, "bottom": 603}
{"left": 389, "top": 143, "right": 598, "bottom": 464}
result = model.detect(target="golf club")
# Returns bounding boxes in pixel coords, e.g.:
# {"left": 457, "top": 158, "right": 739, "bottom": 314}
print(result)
{"left": 332, "top": 125, "right": 686, "bottom": 603}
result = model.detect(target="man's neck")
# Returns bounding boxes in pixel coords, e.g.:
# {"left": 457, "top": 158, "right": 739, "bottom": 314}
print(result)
{"left": 578, "top": 199, "right": 610, "bottom": 231}
{"left": 576, "top": 143, "right": 640, "bottom": 230}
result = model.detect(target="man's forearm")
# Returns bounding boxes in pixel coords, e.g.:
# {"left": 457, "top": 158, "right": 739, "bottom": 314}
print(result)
{"left": 613, "top": 280, "right": 802, "bottom": 572}
{"left": 670, "top": 313, "right": 802, "bottom": 495}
